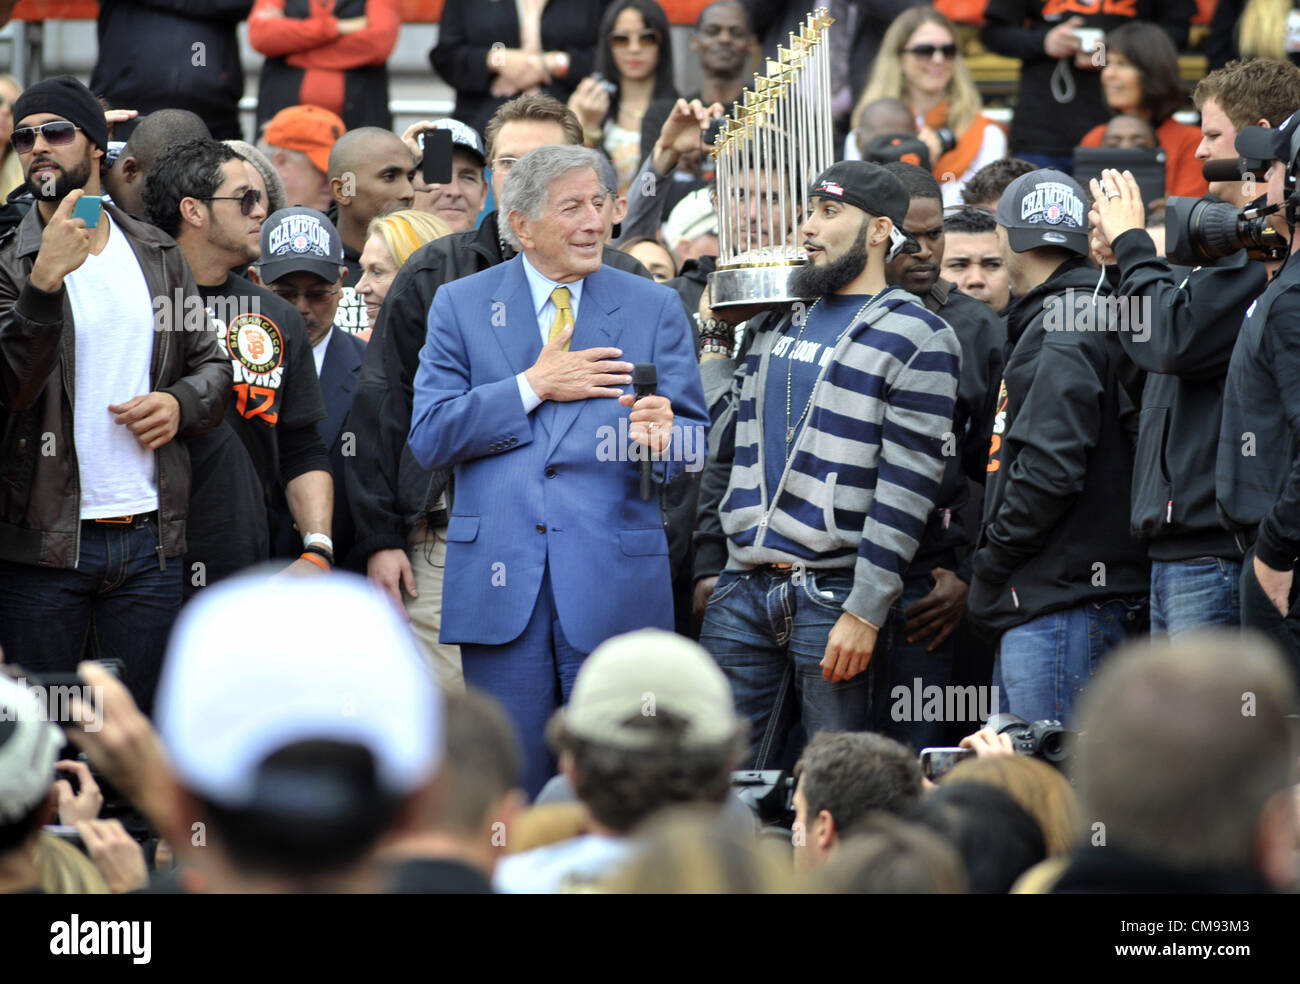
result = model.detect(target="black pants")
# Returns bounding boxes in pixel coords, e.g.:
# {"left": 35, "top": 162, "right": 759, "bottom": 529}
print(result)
{"left": 1239, "top": 546, "right": 1300, "bottom": 686}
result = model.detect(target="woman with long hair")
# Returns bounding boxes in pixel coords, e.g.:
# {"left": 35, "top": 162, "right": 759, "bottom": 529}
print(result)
{"left": 567, "top": 0, "right": 678, "bottom": 194}
{"left": 1077, "top": 22, "right": 1206, "bottom": 199}
{"left": 1208, "top": 0, "right": 1300, "bottom": 70}
{"left": 850, "top": 8, "right": 1006, "bottom": 206}
{"left": 0, "top": 74, "right": 24, "bottom": 201}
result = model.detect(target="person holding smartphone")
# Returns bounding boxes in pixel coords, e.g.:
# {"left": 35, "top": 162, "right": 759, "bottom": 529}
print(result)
{"left": 0, "top": 76, "right": 231, "bottom": 716}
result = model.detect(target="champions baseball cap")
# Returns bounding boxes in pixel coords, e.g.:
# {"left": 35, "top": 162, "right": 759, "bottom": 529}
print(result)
{"left": 996, "top": 169, "right": 1089, "bottom": 256}
{"left": 154, "top": 573, "right": 443, "bottom": 816}
{"left": 258, "top": 206, "right": 345, "bottom": 285}
{"left": 663, "top": 187, "right": 718, "bottom": 246}
{"left": 1235, "top": 111, "right": 1300, "bottom": 171}
{"left": 262, "top": 105, "right": 346, "bottom": 176}
{"left": 555, "top": 629, "right": 741, "bottom": 750}
{"left": 0, "top": 674, "right": 62, "bottom": 824}
{"left": 860, "top": 132, "right": 933, "bottom": 173}
{"left": 423, "top": 118, "right": 486, "bottom": 165}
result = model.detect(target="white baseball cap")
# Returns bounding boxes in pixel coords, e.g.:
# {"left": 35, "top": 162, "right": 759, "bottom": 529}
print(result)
{"left": 0, "top": 674, "right": 62, "bottom": 823}
{"left": 155, "top": 572, "right": 443, "bottom": 813}
{"left": 663, "top": 187, "right": 719, "bottom": 247}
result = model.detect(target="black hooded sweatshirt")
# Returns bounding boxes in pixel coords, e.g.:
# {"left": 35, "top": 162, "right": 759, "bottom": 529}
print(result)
{"left": 968, "top": 256, "right": 1148, "bottom": 636}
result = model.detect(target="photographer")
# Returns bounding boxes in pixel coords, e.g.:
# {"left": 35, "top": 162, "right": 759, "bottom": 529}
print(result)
{"left": 1085, "top": 60, "right": 1300, "bottom": 636}
{"left": 1219, "top": 111, "right": 1300, "bottom": 677}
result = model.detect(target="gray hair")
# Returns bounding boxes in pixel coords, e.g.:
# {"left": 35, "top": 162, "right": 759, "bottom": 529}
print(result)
{"left": 225, "top": 139, "right": 288, "bottom": 215}
{"left": 499, "top": 144, "right": 606, "bottom": 251}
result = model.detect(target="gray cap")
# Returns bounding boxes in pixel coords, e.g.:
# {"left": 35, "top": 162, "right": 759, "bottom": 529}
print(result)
{"left": 556, "top": 629, "right": 741, "bottom": 750}
{"left": 258, "top": 207, "right": 345, "bottom": 285}
{"left": 423, "top": 118, "right": 486, "bottom": 165}
{"left": 995, "top": 169, "right": 1089, "bottom": 256}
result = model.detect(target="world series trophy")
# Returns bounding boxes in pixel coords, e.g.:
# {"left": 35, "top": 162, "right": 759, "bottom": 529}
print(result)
{"left": 707, "top": 7, "right": 835, "bottom": 309}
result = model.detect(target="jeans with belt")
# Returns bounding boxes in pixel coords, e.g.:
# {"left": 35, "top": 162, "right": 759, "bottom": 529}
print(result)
{"left": 698, "top": 566, "right": 871, "bottom": 771}
{"left": 0, "top": 513, "right": 182, "bottom": 716}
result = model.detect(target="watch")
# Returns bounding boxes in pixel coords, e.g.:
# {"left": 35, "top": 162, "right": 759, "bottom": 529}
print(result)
{"left": 303, "top": 532, "right": 334, "bottom": 554}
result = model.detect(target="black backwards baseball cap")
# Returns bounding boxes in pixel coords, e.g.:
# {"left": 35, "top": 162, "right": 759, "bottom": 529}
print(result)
{"left": 860, "top": 132, "right": 933, "bottom": 173}
{"left": 995, "top": 169, "right": 1089, "bottom": 256}
{"left": 808, "top": 161, "right": 914, "bottom": 258}
{"left": 258, "top": 206, "right": 345, "bottom": 285}
{"left": 1235, "top": 111, "right": 1300, "bottom": 173}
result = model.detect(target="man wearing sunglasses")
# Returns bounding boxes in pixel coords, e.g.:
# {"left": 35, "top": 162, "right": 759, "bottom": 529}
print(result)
{"left": 145, "top": 140, "right": 334, "bottom": 587}
{"left": 0, "top": 76, "right": 231, "bottom": 716}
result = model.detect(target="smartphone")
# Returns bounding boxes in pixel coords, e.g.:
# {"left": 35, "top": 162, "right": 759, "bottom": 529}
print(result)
{"left": 919, "top": 746, "right": 975, "bottom": 782}
{"left": 73, "top": 194, "right": 102, "bottom": 228}
{"left": 591, "top": 72, "right": 619, "bottom": 98}
{"left": 421, "top": 129, "right": 454, "bottom": 186}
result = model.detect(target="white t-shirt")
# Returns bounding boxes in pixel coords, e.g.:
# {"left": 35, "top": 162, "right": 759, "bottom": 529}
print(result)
{"left": 64, "top": 213, "right": 160, "bottom": 518}
{"left": 492, "top": 835, "right": 638, "bottom": 893}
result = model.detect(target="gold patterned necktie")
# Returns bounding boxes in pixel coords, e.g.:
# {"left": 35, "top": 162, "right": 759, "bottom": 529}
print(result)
{"left": 548, "top": 286, "right": 573, "bottom": 351}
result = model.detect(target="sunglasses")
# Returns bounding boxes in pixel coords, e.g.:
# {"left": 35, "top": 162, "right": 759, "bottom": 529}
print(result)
{"left": 609, "top": 29, "right": 661, "bottom": 48}
{"left": 270, "top": 284, "right": 339, "bottom": 305}
{"left": 903, "top": 43, "right": 958, "bottom": 61}
{"left": 11, "top": 120, "right": 82, "bottom": 154}
{"left": 199, "top": 188, "right": 264, "bottom": 216}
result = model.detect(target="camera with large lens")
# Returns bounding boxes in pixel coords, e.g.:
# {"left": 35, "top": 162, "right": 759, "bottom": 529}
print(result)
{"left": 985, "top": 713, "right": 1075, "bottom": 767}
{"left": 1165, "top": 194, "right": 1287, "bottom": 265}
{"left": 730, "top": 769, "right": 796, "bottom": 833}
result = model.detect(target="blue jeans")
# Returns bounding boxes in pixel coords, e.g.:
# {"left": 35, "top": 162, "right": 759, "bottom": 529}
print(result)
{"left": 460, "top": 565, "right": 587, "bottom": 800}
{"left": 699, "top": 567, "right": 870, "bottom": 770}
{"left": 1150, "top": 557, "right": 1241, "bottom": 637}
{"left": 993, "top": 598, "right": 1146, "bottom": 725}
{"left": 0, "top": 515, "right": 182, "bottom": 716}
{"left": 869, "top": 571, "right": 956, "bottom": 752}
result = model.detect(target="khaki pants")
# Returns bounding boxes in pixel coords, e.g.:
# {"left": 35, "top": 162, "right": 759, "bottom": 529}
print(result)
{"left": 405, "top": 518, "right": 464, "bottom": 693}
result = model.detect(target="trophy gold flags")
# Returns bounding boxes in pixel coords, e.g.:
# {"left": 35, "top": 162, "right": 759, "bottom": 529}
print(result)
{"left": 708, "top": 7, "right": 834, "bottom": 309}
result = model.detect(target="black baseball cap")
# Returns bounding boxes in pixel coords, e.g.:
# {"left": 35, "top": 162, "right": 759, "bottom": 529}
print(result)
{"left": 860, "top": 132, "right": 933, "bottom": 173}
{"left": 808, "top": 161, "right": 909, "bottom": 227}
{"left": 258, "top": 207, "right": 345, "bottom": 284}
{"left": 995, "top": 169, "right": 1089, "bottom": 256}
{"left": 1235, "top": 111, "right": 1300, "bottom": 170}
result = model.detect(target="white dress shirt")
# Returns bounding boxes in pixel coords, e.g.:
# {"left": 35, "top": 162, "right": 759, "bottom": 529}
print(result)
{"left": 515, "top": 253, "right": 585, "bottom": 414}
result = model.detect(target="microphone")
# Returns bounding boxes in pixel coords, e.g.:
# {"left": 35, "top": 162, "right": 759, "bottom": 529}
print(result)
{"left": 1201, "top": 157, "right": 1245, "bottom": 182}
{"left": 632, "top": 363, "right": 658, "bottom": 501}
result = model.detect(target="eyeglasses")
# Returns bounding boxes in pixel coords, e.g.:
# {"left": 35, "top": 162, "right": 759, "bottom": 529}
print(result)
{"left": 199, "top": 188, "right": 264, "bottom": 216}
{"left": 270, "top": 284, "right": 339, "bottom": 305}
{"left": 11, "top": 121, "right": 82, "bottom": 155}
{"left": 903, "top": 43, "right": 958, "bottom": 61}
{"left": 493, "top": 157, "right": 519, "bottom": 172}
{"left": 609, "top": 29, "right": 661, "bottom": 48}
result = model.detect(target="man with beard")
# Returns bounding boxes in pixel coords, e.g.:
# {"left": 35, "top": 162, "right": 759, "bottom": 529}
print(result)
{"left": 869, "top": 161, "right": 1005, "bottom": 751}
{"left": 145, "top": 142, "right": 333, "bottom": 588}
{"left": 696, "top": 161, "right": 961, "bottom": 769}
{"left": 0, "top": 77, "right": 231, "bottom": 714}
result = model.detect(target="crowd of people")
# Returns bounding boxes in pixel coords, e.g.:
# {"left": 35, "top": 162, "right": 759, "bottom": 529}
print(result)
{"left": 1, "top": 0, "right": 1300, "bottom": 897}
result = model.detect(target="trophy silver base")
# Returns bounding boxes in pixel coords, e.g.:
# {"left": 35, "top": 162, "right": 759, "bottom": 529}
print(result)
{"left": 708, "top": 262, "right": 809, "bottom": 310}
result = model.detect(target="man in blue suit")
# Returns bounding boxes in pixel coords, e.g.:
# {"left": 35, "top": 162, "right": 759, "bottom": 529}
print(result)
{"left": 409, "top": 145, "right": 709, "bottom": 795}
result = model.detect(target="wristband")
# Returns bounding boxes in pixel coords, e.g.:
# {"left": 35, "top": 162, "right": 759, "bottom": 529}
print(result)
{"left": 701, "top": 338, "right": 733, "bottom": 357}
{"left": 299, "top": 551, "right": 331, "bottom": 571}
{"left": 303, "top": 543, "right": 334, "bottom": 566}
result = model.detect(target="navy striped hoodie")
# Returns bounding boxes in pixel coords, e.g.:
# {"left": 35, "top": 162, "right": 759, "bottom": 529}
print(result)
{"left": 718, "top": 287, "right": 961, "bottom": 626}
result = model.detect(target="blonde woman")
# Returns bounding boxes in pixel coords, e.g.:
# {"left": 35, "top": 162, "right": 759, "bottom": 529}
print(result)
{"left": 0, "top": 73, "right": 24, "bottom": 201}
{"left": 352, "top": 207, "right": 460, "bottom": 695}
{"left": 355, "top": 208, "right": 453, "bottom": 327}
{"left": 1209, "top": 0, "right": 1300, "bottom": 68}
{"left": 850, "top": 8, "right": 1006, "bottom": 206}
